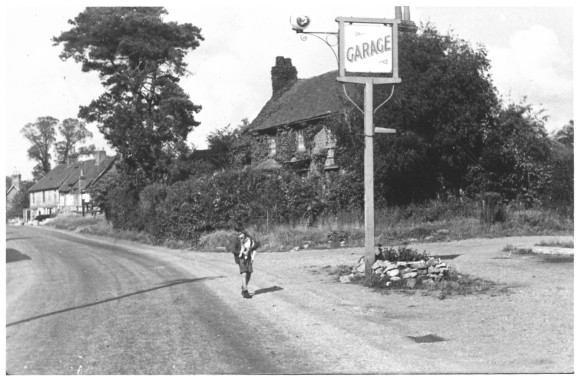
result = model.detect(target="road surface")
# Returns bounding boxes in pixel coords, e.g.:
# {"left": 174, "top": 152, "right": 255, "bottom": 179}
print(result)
{"left": 5, "top": 226, "right": 573, "bottom": 374}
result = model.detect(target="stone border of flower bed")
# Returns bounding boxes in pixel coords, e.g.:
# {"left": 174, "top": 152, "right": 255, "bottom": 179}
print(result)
{"left": 339, "top": 255, "right": 450, "bottom": 289}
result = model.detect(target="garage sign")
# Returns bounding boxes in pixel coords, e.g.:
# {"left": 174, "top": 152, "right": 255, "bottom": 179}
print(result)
{"left": 344, "top": 23, "right": 393, "bottom": 74}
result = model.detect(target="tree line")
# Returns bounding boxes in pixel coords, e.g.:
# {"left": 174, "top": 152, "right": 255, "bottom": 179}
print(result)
{"left": 12, "top": 8, "right": 573, "bottom": 233}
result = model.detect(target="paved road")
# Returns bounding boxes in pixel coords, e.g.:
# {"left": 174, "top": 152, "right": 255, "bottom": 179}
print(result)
{"left": 5, "top": 226, "right": 573, "bottom": 374}
{"left": 6, "top": 226, "right": 315, "bottom": 375}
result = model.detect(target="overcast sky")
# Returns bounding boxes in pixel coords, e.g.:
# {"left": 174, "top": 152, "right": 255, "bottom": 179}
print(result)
{"left": 2, "top": 1, "right": 574, "bottom": 181}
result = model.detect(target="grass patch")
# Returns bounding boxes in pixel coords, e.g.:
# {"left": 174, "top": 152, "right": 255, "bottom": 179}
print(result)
{"left": 502, "top": 244, "right": 515, "bottom": 252}
{"left": 536, "top": 240, "right": 574, "bottom": 248}
{"left": 41, "top": 199, "right": 573, "bottom": 254}
{"left": 44, "top": 213, "right": 104, "bottom": 231}
{"left": 512, "top": 248, "right": 537, "bottom": 255}
{"left": 502, "top": 244, "right": 574, "bottom": 263}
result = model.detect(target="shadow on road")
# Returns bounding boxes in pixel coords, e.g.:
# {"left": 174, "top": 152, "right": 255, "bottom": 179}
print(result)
{"left": 6, "top": 276, "right": 225, "bottom": 328}
{"left": 6, "top": 248, "right": 31, "bottom": 263}
{"left": 253, "top": 285, "right": 283, "bottom": 296}
{"left": 436, "top": 254, "right": 460, "bottom": 260}
{"left": 6, "top": 237, "right": 31, "bottom": 242}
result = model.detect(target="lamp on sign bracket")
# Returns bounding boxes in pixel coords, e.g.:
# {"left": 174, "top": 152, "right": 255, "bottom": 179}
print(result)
{"left": 290, "top": 15, "right": 339, "bottom": 61}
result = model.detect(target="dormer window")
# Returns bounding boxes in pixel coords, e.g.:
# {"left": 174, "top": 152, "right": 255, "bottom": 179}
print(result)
{"left": 296, "top": 130, "right": 306, "bottom": 152}
{"left": 269, "top": 138, "right": 277, "bottom": 157}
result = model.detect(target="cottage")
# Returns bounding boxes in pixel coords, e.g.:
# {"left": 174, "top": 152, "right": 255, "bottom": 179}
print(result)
{"left": 249, "top": 59, "right": 345, "bottom": 178}
{"left": 248, "top": 8, "right": 417, "bottom": 178}
{"left": 27, "top": 150, "right": 116, "bottom": 220}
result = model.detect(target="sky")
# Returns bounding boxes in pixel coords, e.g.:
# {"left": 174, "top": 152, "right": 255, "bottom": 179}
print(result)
{"left": 2, "top": 1, "right": 574, "bottom": 182}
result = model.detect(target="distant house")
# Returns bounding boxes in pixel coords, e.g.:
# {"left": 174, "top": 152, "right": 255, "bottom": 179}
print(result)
{"left": 248, "top": 9, "right": 417, "bottom": 178}
{"left": 6, "top": 173, "right": 22, "bottom": 204}
{"left": 27, "top": 150, "right": 116, "bottom": 219}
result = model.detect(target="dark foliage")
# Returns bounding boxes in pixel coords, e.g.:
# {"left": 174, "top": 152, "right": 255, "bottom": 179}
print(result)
{"left": 54, "top": 7, "right": 204, "bottom": 185}
{"left": 104, "top": 169, "right": 324, "bottom": 244}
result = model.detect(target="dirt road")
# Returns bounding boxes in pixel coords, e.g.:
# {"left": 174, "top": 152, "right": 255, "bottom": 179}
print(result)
{"left": 5, "top": 226, "right": 573, "bottom": 374}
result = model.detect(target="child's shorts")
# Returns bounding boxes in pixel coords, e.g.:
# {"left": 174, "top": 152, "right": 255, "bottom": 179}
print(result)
{"left": 238, "top": 256, "right": 253, "bottom": 274}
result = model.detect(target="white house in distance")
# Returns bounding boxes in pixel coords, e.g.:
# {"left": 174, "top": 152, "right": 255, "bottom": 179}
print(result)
{"left": 26, "top": 150, "right": 116, "bottom": 221}
{"left": 6, "top": 172, "right": 22, "bottom": 204}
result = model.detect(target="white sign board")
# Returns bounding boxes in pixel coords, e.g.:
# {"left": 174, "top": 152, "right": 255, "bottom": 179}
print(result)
{"left": 343, "top": 23, "right": 393, "bottom": 74}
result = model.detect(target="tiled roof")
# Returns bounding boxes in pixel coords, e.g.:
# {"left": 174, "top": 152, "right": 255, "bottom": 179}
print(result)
{"left": 250, "top": 71, "right": 346, "bottom": 132}
{"left": 28, "top": 156, "right": 116, "bottom": 193}
{"left": 28, "top": 164, "right": 75, "bottom": 192}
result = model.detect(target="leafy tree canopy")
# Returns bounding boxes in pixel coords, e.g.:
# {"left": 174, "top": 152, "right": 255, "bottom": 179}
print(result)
{"left": 55, "top": 118, "right": 94, "bottom": 163}
{"left": 53, "top": 7, "right": 204, "bottom": 185}
{"left": 369, "top": 24, "right": 499, "bottom": 203}
{"left": 21, "top": 116, "right": 58, "bottom": 181}
{"left": 554, "top": 120, "right": 574, "bottom": 148}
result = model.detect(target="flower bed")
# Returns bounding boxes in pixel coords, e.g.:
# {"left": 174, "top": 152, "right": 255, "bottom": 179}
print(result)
{"left": 339, "top": 246, "right": 451, "bottom": 289}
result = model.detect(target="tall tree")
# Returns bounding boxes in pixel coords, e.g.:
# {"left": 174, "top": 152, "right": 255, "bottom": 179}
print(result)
{"left": 21, "top": 116, "right": 58, "bottom": 181}
{"left": 206, "top": 118, "right": 252, "bottom": 170}
{"left": 53, "top": 7, "right": 204, "bottom": 185}
{"left": 55, "top": 118, "right": 94, "bottom": 163}
{"left": 553, "top": 120, "right": 574, "bottom": 148}
{"left": 466, "top": 101, "right": 552, "bottom": 205}
{"left": 364, "top": 24, "right": 499, "bottom": 204}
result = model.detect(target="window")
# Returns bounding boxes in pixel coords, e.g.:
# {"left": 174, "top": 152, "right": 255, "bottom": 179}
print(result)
{"left": 297, "top": 131, "right": 306, "bottom": 152}
{"left": 269, "top": 138, "right": 277, "bottom": 157}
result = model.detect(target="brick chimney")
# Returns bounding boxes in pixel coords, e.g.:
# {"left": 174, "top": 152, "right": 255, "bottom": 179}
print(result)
{"left": 271, "top": 56, "right": 298, "bottom": 97}
{"left": 396, "top": 6, "right": 418, "bottom": 34}
{"left": 94, "top": 149, "right": 107, "bottom": 165}
{"left": 11, "top": 172, "right": 21, "bottom": 190}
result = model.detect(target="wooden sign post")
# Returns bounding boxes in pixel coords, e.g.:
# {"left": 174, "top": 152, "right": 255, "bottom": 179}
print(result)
{"left": 335, "top": 17, "right": 401, "bottom": 273}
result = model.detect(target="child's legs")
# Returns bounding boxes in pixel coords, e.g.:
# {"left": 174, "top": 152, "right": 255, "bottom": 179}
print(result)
{"left": 241, "top": 272, "right": 249, "bottom": 290}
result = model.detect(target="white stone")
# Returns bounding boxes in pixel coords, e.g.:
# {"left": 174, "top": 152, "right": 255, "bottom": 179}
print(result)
{"left": 387, "top": 269, "right": 400, "bottom": 277}
{"left": 372, "top": 260, "right": 387, "bottom": 270}
{"left": 408, "top": 260, "right": 426, "bottom": 269}
{"left": 339, "top": 275, "right": 351, "bottom": 283}
{"left": 383, "top": 264, "right": 397, "bottom": 272}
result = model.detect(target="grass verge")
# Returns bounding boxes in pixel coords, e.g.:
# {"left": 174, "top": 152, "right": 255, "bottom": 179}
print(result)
{"left": 536, "top": 239, "right": 574, "bottom": 248}
{"left": 503, "top": 245, "right": 574, "bottom": 263}
{"left": 41, "top": 199, "right": 573, "bottom": 253}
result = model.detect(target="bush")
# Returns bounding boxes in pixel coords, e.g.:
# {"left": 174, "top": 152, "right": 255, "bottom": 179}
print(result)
{"left": 376, "top": 246, "right": 429, "bottom": 262}
{"left": 102, "top": 169, "right": 323, "bottom": 246}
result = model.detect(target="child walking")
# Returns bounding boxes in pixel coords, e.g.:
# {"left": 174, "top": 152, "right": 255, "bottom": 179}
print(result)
{"left": 232, "top": 227, "right": 258, "bottom": 299}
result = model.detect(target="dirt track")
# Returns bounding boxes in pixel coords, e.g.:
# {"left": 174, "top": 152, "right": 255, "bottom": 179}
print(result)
{"left": 6, "top": 226, "right": 573, "bottom": 374}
